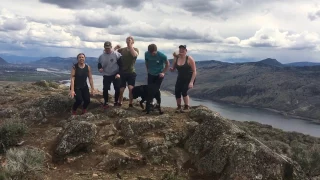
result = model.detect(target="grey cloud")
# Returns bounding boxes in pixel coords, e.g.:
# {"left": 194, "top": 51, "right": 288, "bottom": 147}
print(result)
{"left": 76, "top": 13, "right": 127, "bottom": 28}
{"left": 26, "top": 16, "right": 74, "bottom": 25}
{"left": 39, "top": 0, "right": 146, "bottom": 9}
{"left": 0, "top": 18, "right": 27, "bottom": 31}
{"left": 308, "top": 10, "right": 320, "bottom": 21}
{"left": 248, "top": 42, "right": 277, "bottom": 48}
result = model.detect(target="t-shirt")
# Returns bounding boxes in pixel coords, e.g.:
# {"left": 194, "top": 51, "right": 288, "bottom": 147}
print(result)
{"left": 145, "top": 51, "right": 168, "bottom": 76}
{"left": 98, "top": 51, "right": 122, "bottom": 76}
{"left": 117, "top": 47, "right": 139, "bottom": 73}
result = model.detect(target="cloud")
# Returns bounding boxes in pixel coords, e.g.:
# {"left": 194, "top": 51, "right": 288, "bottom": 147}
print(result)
{"left": 240, "top": 27, "right": 320, "bottom": 50}
{"left": 0, "top": 17, "right": 27, "bottom": 31}
{"left": 38, "top": 0, "right": 146, "bottom": 9}
{"left": 75, "top": 9, "right": 128, "bottom": 28}
{"left": 308, "top": 10, "right": 320, "bottom": 21}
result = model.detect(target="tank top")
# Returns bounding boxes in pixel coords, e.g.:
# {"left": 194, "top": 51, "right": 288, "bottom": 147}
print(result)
{"left": 74, "top": 63, "right": 89, "bottom": 89}
{"left": 175, "top": 55, "right": 193, "bottom": 79}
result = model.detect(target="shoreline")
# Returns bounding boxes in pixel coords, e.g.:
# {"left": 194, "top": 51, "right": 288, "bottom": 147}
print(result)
{"left": 160, "top": 87, "right": 320, "bottom": 123}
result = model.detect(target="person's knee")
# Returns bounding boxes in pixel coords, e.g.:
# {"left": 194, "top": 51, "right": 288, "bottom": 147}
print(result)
{"left": 175, "top": 90, "right": 181, "bottom": 99}
{"left": 182, "top": 90, "right": 188, "bottom": 97}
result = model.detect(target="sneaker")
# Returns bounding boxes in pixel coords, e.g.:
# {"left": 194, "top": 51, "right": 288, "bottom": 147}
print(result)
{"left": 103, "top": 104, "right": 109, "bottom": 109}
{"left": 82, "top": 109, "right": 87, "bottom": 114}
{"left": 183, "top": 105, "right": 190, "bottom": 110}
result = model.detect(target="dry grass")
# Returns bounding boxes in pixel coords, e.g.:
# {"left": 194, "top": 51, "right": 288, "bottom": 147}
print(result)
{"left": 4, "top": 147, "right": 46, "bottom": 179}
{"left": 0, "top": 119, "right": 27, "bottom": 152}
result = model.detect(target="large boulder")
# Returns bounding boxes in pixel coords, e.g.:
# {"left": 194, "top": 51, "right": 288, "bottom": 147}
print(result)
{"left": 184, "top": 106, "right": 308, "bottom": 180}
{"left": 53, "top": 121, "right": 97, "bottom": 161}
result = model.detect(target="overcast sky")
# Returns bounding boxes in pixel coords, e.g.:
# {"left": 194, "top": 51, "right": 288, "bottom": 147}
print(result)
{"left": 1, "top": 0, "right": 320, "bottom": 63}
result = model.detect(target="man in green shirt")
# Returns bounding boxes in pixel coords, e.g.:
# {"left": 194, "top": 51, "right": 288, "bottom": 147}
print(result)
{"left": 114, "top": 36, "right": 139, "bottom": 107}
{"left": 145, "top": 44, "right": 169, "bottom": 88}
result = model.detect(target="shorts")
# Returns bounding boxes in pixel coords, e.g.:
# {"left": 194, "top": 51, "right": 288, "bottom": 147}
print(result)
{"left": 120, "top": 72, "right": 136, "bottom": 88}
{"left": 103, "top": 74, "right": 120, "bottom": 91}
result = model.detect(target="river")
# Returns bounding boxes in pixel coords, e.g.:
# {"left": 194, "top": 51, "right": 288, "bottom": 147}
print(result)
{"left": 55, "top": 74, "right": 320, "bottom": 137}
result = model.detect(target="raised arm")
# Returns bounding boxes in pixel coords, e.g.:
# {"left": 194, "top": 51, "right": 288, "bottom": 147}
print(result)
{"left": 170, "top": 52, "right": 178, "bottom": 72}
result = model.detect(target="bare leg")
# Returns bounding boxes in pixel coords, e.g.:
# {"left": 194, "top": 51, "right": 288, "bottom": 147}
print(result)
{"left": 183, "top": 95, "right": 189, "bottom": 106}
{"left": 119, "top": 87, "right": 125, "bottom": 105}
{"left": 128, "top": 85, "right": 134, "bottom": 105}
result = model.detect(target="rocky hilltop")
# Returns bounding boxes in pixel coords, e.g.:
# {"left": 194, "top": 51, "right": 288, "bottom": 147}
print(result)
{"left": 0, "top": 81, "right": 319, "bottom": 179}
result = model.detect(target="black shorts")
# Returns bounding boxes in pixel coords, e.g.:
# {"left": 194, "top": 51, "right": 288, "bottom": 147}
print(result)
{"left": 103, "top": 74, "right": 120, "bottom": 90}
{"left": 120, "top": 72, "right": 136, "bottom": 88}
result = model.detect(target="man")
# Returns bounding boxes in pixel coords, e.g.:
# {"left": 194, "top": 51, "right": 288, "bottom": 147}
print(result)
{"left": 114, "top": 36, "right": 139, "bottom": 107}
{"left": 145, "top": 43, "right": 169, "bottom": 88}
{"left": 98, "top": 41, "right": 122, "bottom": 109}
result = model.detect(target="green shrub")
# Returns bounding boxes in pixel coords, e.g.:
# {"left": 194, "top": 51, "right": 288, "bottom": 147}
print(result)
{"left": 4, "top": 147, "right": 46, "bottom": 179}
{"left": 0, "top": 119, "right": 27, "bottom": 152}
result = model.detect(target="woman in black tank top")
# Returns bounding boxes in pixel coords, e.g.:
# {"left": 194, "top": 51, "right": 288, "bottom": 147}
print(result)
{"left": 170, "top": 45, "right": 197, "bottom": 113}
{"left": 69, "top": 53, "right": 96, "bottom": 115}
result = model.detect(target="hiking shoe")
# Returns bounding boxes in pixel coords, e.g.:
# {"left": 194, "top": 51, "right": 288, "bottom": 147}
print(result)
{"left": 175, "top": 105, "right": 182, "bottom": 113}
{"left": 183, "top": 105, "right": 190, "bottom": 110}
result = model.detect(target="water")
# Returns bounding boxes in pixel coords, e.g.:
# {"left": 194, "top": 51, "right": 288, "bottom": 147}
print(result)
{"left": 62, "top": 74, "right": 320, "bottom": 137}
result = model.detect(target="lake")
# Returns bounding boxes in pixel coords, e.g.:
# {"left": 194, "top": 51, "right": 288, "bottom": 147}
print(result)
{"left": 62, "top": 74, "right": 320, "bottom": 137}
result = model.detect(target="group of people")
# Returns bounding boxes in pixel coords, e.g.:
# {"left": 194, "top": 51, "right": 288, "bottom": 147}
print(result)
{"left": 69, "top": 36, "right": 197, "bottom": 115}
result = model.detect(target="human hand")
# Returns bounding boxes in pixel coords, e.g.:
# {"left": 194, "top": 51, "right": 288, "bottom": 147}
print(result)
{"left": 91, "top": 88, "right": 96, "bottom": 96}
{"left": 188, "top": 83, "right": 193, "bottom": 89}
{"left": 159, "top": 73, "right": 165, "bottom": 78}
{"left": 115, "top": 74, "right": 120, "bottom": 79}
{"left": 169, "top": 67, "right": 174, "bottom": 72}
{"left": 114, "top": 45, "right": 121, "bottom": 50}
{"left": 69, "top": 91, "right": 76, "bottom": 98}
{"left": 99, "top": 68, "right": 103, "bottom": 73}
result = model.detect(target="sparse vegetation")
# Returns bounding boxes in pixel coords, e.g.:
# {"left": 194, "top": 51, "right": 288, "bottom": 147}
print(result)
{"left": 0, "top": 119, "right": 27, "bottom": 153}
{"left": 3, "top": 147, "right": 46, "bottom": 179}
{"left": 233, "top": 120, "right": 320, "bottom": 176}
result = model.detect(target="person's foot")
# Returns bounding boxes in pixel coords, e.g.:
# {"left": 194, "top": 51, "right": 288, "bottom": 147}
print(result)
{"left": 181, "top": 105, "right": 190, "bottom": 113}
{"left": 82, "top": 109, "right": 87, "bottom": 114}
{"left": 103, "top": 104, "right": 109, "bottom": 109}
{"left": 175, "top": 105, "right": 182, "bottom": 113}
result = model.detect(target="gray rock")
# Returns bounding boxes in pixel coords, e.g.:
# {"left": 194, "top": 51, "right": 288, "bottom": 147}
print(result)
{"left": 53, "top": 121, "right": 97, "bottom": 160}
{"left": 184, "top": 106, "right": 308, "bottom": 179}
{"left": 116, "top": 114, "right": 170, "bottom": 137}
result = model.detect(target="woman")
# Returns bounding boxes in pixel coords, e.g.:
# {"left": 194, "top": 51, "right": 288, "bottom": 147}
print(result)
{"left": 170, "top": 45, "right": 197, "bottom": 112}
{"left": 69, "top": 53, "right": 95, "bottom": 115}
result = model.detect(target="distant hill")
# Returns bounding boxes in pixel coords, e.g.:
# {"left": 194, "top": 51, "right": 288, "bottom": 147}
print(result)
{"left": 0, "top": 57, "right": 8, "bottom": 64}
{"left": 285, "top": 62, "right": 320, "bottom": 67}
{"left": 255, "top": 58, "right": 283, "bottom": 67}
{"left": 0, "top": 54, "right": 41, "bottom": 64}
{"left": 134, "top": 58, "right": 320, "bottom": 120}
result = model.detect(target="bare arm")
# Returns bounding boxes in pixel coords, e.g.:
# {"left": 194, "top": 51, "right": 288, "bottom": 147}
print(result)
{"left": 69, "top": 66, "right": 76, "bottom": 97}
{"left": 188, "top": 56, "right": 197, "bottom": 84}
{"left": 88, "top": 66, "right": 95, "bottom": 91}
{"left": 162, "top": 60, "right": 170, "bottom": 73}
{"left": 129, "top": 46, "right": 139, "bottom": 57}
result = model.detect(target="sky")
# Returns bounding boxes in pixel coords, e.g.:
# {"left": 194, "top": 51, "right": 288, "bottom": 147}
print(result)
{"left": 1, "top": 0, "right": 320, "bottom": 63}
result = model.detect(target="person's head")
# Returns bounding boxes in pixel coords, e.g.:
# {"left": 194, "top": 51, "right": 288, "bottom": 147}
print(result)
{"left": 104, "top": 41, "right": 112, "bottom": 54}
{"left": 126, "top": 36, "right": 134, "bottom": 46}
{"left": 77, "top": 53, "right": 85, "bottom": 64}
{"left": 148, "top": 44, "right": 157, "bottom": 56}
{"left": 178, "top": 45, "right": 187, "bottom": 56}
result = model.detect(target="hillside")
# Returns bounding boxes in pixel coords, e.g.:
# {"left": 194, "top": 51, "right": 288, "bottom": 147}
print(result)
{"left": 1, "top": 81, "right": 319, "bottom": 179}
{"left": 0, "top": 57, "right": 8, "bottom": 64}
{"left": 135, "top": 59, "right": 320, "bottom": 120}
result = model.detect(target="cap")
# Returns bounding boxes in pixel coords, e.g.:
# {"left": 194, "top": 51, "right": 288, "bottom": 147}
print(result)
{"left": 179, "top": 45, "right": 187, "bottom": 49}
{"left": 104, "top": 41, "right": 112, "bottom": 48}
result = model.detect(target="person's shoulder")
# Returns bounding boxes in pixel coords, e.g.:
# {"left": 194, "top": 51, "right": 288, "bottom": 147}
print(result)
{"left": 113, "top": 51, "right": 121, "bottom": 56}
{"left": 158, "top": 51, "right": 167, "bottom": 59}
